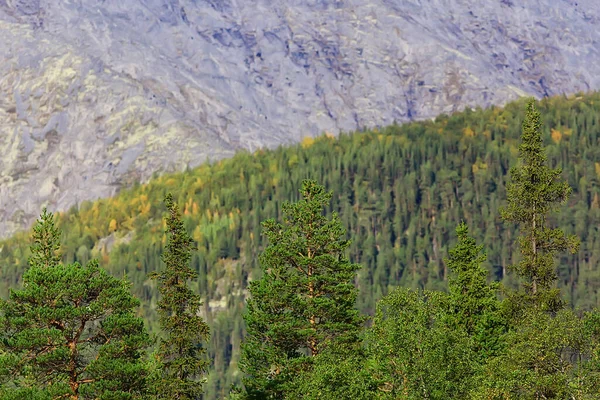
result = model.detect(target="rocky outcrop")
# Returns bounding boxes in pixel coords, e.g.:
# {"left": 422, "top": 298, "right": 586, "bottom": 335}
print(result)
{"left": 1, "top": 0, "right": 599, "bottom": 237}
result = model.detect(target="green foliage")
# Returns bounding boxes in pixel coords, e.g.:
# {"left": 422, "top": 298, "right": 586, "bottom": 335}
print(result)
{"left": 295, "top": 222, "right": 505, "bottom": 400}
{"left": 445, "top": 222, "right": 505, "bottom": 360}
{"left": 473, "top": 99, "right": 596, "bottom": 399}
{"left": 286, "top": 342, "right": 379, "bottom": 400}
{"left": 580, "top": 310, "right": 600, "bottom": 393}
{"left": 0, "top": 211, "right": 151, "bottom": 399}
{"left": 239, "top": 180, "right": 364, "bottom": 398}
{"left": 473, "top": 308, "right": 594, "bottom": 399}
{"left": 0, "top": 387, "right": 53, "bottom": 400}
{"left": 148, "top": 193, "right": 211, "bottom": 399}
{"left": 501, "top": 99, "right": 580, "bottom": 313}
{"left": 3, "top": 93, "right": 600, "bottom": 394}
{"left": 28, "top": 207, "right": 61, "bottom": 269}
{"left": 367, "top": 288, "right": 475, "bottom": 399}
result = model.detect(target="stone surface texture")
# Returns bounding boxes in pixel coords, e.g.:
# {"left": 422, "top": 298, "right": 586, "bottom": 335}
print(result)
{"left": 1, "top": 0, "right": 599, "bottom": 237}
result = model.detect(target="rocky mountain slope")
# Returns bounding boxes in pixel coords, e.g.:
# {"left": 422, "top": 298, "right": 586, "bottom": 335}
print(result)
{"left": 1, "top": 0, "right": 599, "bottom": 237}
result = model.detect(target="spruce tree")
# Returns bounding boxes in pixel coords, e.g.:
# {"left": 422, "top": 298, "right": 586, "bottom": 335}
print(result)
{"left": 238, "top": 180, "right": 365, "bottom": 399}
{"left": 474, "top": 100, "right": 590, "bottom": 399}
{"left": 0, "top": 209, "right": 150, "bottom": 399}
{"left": 445, "top": 222, "right": 504, "bottom": 359}
{"left": 148, "top": 193, "right": 210, "bottom": 399}
{"left": 500, "top": 99, "right": 579, "bottom": 313}
{"left": 29, "top": 207, "right": 61, "bottom": 268}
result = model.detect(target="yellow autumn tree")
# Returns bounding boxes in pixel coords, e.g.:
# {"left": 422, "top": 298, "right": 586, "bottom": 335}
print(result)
{"left": 108, "top": 219, "right": 117, "bottom": 232}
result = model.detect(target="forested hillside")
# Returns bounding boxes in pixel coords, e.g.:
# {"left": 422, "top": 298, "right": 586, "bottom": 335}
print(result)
{"left": 3, "top": 92, "right": 600, "bottom": 396}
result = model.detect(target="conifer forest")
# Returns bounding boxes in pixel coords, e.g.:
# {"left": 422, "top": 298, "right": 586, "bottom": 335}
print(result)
{"left": 3, "top": 94, "right": 600, "bottom": 398}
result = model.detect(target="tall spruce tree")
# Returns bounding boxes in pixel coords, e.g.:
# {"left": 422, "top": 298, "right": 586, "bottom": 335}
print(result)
{"left": 500, "top": 99, "right": 579, "bottom": 313}
{"left": 148, "top": 193, "right": 210, "bottom": 399}
{"left": 0, "top": 209, "right": 150, "bottom": 399}
{"left": 474, "top": 100, "right": 590, "bottom": 399}
{"left": 238, "top": 179, "right": 364, "bottom": 399}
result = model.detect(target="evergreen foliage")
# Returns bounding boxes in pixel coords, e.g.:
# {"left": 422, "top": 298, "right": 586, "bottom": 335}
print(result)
{"left": 445, "top": 222, "right": 505, "bottom": 360}
{"left": 475, "top": 99, "right": 596, "bottom": 399}
{"left": 28, "top": 207, "right": 61, "bottom": 269}
{"left": 149, "top": 193, "right": 211, "bottom": 399}
{"left": 0, "top": 210, "right": 150, "bottom": 399}
{"left": 3, "top": 93, "right": 600, "bottom": 395}
{"left": 501, "top": 99, "right": 580, "bottom": 313}
{"left": 474, "top": 308, "right": 594, "bottom": 399}
{"left": 239, "top": 180, "right": 364, "bottom": 398}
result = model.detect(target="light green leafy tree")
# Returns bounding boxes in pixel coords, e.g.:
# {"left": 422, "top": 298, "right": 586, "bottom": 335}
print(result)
{"left": 368, "top": 288, "right": 475, "bottom": 399}
{"left": 473, "top": 309, "right": 593, "bottom": 399}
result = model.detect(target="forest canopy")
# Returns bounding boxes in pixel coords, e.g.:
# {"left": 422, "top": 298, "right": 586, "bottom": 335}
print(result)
{"left": 2, "top": 93, "right": 600, "bottom": 397}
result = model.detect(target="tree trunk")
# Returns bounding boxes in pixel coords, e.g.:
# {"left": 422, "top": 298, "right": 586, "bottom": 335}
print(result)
{"left": 532, "top": 204, "right": 537, "bottom": 296}
{"left": 69, "top": 340, "right": 79, "bottom": 400}
{"left": 307, "top": 247, "right": 318, "bottom": 356}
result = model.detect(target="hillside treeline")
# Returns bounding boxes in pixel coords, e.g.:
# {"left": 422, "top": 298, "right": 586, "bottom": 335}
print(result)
{"left": 2, "top": 93, "right": 600, "bottom": 396}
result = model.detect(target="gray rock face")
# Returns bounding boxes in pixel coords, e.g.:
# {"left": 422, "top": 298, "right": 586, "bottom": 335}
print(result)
{"left": 1, "top": 0, "right": 599, "bottom": 237}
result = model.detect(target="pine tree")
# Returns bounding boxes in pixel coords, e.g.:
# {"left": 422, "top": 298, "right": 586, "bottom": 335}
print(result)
{"left": 238, "top": 180, "right": 364, "bottom": 399}
{"left": 149, "top": 193, "right": 210, "bottom": 399}
{"left": 0, "top": 210, "right": 151, "bottom": 399}
{"left": 445, "top": 222, "right": 504, "bottom": 359}
{"left": 500, "top": 99, "right": 579, "bottom": 313}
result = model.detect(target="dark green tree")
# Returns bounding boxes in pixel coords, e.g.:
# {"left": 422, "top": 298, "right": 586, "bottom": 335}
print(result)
{"left": 148, "top": 193, "right": 210, "bottom": 399}
{"left": 238, "top": 179, "right": 364, "bottom": 398}
{"left": 445, "top": 222, "right": 504, "bottom": 360}
{"left": 474, "top": 100, "right": 591, "bottom": 399}
{"left": 500, "top": 99, "right": 579, "bottom": 313}
{"left": 0, "top": 210, "right": 151, "bottom": 399}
